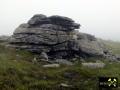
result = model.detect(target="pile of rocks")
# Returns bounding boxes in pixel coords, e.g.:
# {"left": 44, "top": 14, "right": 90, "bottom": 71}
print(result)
{"left": 9, "top": 14, "right": 118, "bottom": 61}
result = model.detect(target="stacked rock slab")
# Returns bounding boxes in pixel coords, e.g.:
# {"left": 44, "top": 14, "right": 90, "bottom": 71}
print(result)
{"left": 10, "top": 14, "right": 108, "bottom": 60}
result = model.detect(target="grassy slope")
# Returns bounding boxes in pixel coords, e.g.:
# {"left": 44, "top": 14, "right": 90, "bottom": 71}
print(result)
{"left": 0, "top": 41, "right": 120, "bottom": 90}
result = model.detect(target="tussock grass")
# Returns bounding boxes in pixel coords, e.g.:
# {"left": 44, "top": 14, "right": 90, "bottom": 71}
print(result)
{"left": 0, "top": 41, "right": 120, "bottom": 90}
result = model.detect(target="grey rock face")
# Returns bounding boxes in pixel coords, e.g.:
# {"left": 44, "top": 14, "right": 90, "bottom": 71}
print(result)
{"left": 76, "top": 33, "right": 104, "bottom": 56}
{"left": 9, "top": 14, "right": 115, "bottom": 61}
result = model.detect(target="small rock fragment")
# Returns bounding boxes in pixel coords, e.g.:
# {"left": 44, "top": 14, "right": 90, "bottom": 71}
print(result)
{"left": 82, "top": 62, "right": 105, "bottom": 68}
{"left": 43, "top": 64, "right": 60, "bottom": 68}
{"left": 60, "top": 83, "right": 72, "bottom": 88}
{"left": 55, "top": 59, "right": 73, "bottom": 65}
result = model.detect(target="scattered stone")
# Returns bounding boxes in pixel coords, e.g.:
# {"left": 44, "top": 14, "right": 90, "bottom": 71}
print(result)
{"left": 43, "top": 64, "right": 60, "bottom": 68}
{"left": 39, "top": 52, "right": 48, "bottom": 61}
{"left": 32, "top": 57, "right": 37, "bottom": 64}
{"left": 55, "top": 59, "right": 73, "bottom": 65}
{"left": 104, "top": 51, "right": 118, "bottom": 61}
{"left": 60, "top": 83, "right": 72, "bottom": 88}
{"left": 82, "top": 62, "right": 105, "bottom": 68}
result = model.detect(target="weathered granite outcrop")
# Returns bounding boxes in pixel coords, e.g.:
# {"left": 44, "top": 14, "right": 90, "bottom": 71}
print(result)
{"left": 9, "top": 14, "right": 117, "bottom": 61}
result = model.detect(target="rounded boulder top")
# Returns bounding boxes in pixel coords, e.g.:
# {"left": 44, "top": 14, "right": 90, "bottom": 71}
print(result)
{"left": 27, "top": 14, "right": 80, "bottom": 30}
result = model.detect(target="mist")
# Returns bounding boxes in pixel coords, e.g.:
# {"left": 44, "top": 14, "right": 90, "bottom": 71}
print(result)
{"left": 0, "top": 0, "right": 120, "bottom": 41}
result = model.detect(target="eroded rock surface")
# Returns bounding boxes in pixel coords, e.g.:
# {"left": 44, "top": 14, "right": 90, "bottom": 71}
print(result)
{"left": 9, "top": 14, "right": 117, "bottom": 61}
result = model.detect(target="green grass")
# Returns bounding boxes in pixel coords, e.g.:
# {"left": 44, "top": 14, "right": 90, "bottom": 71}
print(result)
{"left": 0, "top": 41, "right": 120, "bottom": 90}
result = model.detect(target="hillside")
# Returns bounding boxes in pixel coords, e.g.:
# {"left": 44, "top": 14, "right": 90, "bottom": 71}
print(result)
{"left": 0, "top": 40, "right": 120, "bottom": 90}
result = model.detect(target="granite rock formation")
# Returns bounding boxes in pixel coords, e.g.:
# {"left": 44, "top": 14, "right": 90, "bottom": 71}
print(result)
{"left": 9, "top": 14, "right": 117, "bottom": 61}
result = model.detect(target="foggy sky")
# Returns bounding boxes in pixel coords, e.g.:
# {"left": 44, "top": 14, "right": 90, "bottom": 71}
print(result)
{"left": 0, "top": 0, "right": 120, "bottom": 41}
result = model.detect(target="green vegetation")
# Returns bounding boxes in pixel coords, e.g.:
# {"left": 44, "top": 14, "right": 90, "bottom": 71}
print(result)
{"left": 0, "top": 40, "right": 120, "bottom": 90}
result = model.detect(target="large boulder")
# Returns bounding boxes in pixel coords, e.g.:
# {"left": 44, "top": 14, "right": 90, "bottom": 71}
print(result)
{"left": 76, "top": 32, "right": 105, "bottom": 56}
{"left": 9, "top": 14, "right": 113, "bottom": 60}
